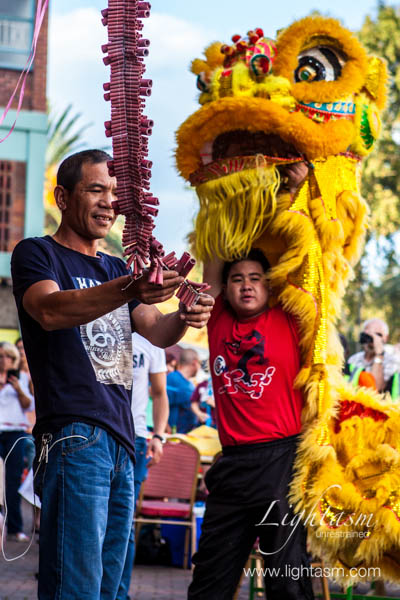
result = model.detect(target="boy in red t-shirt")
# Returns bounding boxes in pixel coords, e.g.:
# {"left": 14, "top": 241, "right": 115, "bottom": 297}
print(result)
{"left": 188, "top": 244, "right": 314, "bottom": 599}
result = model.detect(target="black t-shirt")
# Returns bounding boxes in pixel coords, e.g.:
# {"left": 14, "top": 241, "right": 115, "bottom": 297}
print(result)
{"left": 11, "top": 236, "right": 139, "bottom": 460}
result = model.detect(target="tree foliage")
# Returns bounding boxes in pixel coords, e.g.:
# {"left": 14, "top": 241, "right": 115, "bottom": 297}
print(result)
{"left": 340, "top": 2, "right": 400, "bottom": 346}
{"left": 46, "top": 104, "right": 92, "bottom": 169}
{"left": 358, "top": 2, "right": 400, "bottom": 235}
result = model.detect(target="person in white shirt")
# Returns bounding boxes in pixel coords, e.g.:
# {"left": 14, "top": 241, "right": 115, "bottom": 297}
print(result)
{"left": 348, "top": 318, "right": 400, "bottom": 394}
{"left": 0, "top": 341, "right": 34, "bottom": 542}
{"left": 118, "top": 332, "right": 169, "bottom": 600}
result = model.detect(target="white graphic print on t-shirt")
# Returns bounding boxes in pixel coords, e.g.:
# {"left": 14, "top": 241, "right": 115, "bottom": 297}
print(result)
{"left": 72, "top": 276, "right": 133, "bottom": 390}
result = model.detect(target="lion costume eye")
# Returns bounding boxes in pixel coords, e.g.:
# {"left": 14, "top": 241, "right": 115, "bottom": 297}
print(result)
{"left": 295, "top": 46, "right": 345, "bottom": 83}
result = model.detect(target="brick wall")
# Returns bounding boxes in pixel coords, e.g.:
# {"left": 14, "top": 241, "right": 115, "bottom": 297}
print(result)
{"left": 0, "top": 160, "right": 26, "bottom": 252}
{"left": 0, "top": 0, "right": 48, "bottom": 112}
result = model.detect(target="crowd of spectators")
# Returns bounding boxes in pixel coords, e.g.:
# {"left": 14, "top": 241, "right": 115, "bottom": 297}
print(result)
{"left": 0, "top": 339, "right": 34, "bottom": 542}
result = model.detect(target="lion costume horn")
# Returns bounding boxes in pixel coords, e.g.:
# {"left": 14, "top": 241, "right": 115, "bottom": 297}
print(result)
{"left": 174, "top": 16, "right": 400, "bottom": 585}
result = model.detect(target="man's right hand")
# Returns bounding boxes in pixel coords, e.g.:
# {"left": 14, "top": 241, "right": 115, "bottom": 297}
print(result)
{"left": 128, "top": 270, "right": 184, "bottom": 305}
{"left": 370, "top": 332, "right": 385, "bottom": 357}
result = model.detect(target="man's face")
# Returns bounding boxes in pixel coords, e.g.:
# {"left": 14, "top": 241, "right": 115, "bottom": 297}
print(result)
{"left": 61, "top": 161, "right": 117, "bottom": 240}
{"left": 363, "top": 320, "right": 388, "bottom": 349}
{"left": 191, "top": 357, "right": 201, "bottom": 378}
{"left": 224, "top": 260, "right": 269, "bottom": 319}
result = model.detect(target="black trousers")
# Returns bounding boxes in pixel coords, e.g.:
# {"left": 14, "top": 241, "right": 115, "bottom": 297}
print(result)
{"left": 188, "top": 435, "right": 315, "bottom": 600}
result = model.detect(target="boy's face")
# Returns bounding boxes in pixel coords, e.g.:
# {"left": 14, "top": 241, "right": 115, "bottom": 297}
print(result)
{"left": 224, "top": 260, "right": 269, "bottom": 319}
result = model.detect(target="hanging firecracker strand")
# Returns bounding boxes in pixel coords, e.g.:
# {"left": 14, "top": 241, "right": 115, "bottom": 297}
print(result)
{"left": 102, "top": 0, "right": 207, "bottom": 306}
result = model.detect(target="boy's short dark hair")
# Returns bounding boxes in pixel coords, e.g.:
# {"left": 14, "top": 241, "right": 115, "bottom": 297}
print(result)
{"left": 222, "top": 249, "right": 270, "bottom": 284}
{"left": 57, "top": 149, "right": 112, "bottom": 192}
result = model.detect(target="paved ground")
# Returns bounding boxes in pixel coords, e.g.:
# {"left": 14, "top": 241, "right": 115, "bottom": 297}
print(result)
{"left": 2, "top": 500, "right": 400, "bottom": 599}
{"left": 0, "top": 535, "right": 250, "bottom": 600}
{"left": 0, "top": 499, "right": 252, "bottom": 600}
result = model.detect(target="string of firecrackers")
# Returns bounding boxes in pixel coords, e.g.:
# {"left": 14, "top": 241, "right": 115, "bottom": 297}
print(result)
{"left": 101, "top": 0, "right": 207, "bottom": 307}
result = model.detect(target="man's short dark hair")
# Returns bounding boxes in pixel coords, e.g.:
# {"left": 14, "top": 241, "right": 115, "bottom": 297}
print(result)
{"left": 57, "top": 149, "right": 112, "bottom": 192}
{"left": 222, "top": 249, "right": 270, "bottom": 284}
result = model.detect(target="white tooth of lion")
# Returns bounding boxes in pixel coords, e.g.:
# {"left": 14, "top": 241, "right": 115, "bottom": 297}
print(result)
{"left": 200, "top": 140, "right": 213, "bottom": 165}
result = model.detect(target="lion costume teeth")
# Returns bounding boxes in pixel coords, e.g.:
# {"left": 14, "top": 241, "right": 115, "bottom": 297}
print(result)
{"left": 174, "top": 16, "right": 400, "bottom": 585}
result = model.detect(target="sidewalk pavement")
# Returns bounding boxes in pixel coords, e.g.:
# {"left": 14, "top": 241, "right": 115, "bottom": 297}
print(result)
{"left": 0, "top": 499, "right": 253, "bottom": 600}
{"left": 0, "top": 535, "right": 251, "bottom": 600}
{"left": 3, "top": 535, "right": 400, "bottom": 600}
{"left": 2, "top": 500, "right": 400, "bottom": 599}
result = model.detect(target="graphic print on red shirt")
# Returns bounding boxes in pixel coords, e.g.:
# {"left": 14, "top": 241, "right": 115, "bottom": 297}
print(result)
{"left": 207, "top": 295, "right": 303, "bottom": 446}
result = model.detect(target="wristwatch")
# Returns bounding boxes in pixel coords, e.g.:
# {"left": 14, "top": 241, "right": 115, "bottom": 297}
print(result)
{"left": 152, "top": 433, "right": 166, "bottom": 444}
{"left": 373, "top": 357, "right": 383, "bottom": 364}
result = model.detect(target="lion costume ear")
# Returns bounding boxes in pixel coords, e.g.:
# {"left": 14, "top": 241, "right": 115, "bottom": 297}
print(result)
{"left": 363, "top": 55, "right": 388, "bottom": 110}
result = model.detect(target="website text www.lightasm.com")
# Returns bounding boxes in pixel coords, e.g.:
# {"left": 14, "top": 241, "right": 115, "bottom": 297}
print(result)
{"left": 243, "top": 564, "right": 381, "bottom": 581}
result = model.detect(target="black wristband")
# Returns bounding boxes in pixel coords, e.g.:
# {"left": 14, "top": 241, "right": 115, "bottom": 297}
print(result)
{"left": 152, "top": 433, "right": 166, "bottom": 444}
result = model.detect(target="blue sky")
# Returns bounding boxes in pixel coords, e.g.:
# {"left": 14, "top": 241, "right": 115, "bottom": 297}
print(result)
{"left": 48, "top": 0, "right": 379, "bottom": 255}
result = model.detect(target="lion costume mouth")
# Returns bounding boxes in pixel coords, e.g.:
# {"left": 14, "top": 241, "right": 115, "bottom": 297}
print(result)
{"left": 190, "top": 129, "right": 303, "bottom": 186}
{"left": 212, "top": 130, "right": 301, "bottom": 162}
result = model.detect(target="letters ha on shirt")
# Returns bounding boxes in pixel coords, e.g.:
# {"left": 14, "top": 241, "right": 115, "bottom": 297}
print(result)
{"left": 72, "top": 276, "right": 133, "bottom": 390}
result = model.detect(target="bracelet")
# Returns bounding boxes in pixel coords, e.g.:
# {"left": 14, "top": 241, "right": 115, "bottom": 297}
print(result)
{"left": 152, "top": 433, "right": 166, "bottom": 444}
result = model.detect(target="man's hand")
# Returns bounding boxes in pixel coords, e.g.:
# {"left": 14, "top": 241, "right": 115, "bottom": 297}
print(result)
{"left": 284, "top": 161, "right": 309, "bottom": 195}
{"left": 7, "top": 374, "right": 22, "bottom": 392}
{"left": 8, "top": 375, "right": 31, "bottom": 409}
{"left": 130, "top": 270, "right": 184, "bottom": 305}
{"left": 205, "top": 394, "right": 215, "bottom": 408}
{"left": 178, "top": 294, "right": 215, "bottom": 328}
{"left": 146, "top": 437, "right": 163, "bottom": 466}
{"left": 370, "top": 332, "right": 385, "bottom": 357}
{"left": 197, "top": 411, "right": 209, "bottom": 424}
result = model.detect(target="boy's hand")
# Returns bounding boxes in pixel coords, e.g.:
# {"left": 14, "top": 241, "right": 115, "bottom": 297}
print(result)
{"left": 284, "top": 161, "right": 309, "bottom": 195}
{"left": 178, "top": 294, "right": 215, "bottom": 328}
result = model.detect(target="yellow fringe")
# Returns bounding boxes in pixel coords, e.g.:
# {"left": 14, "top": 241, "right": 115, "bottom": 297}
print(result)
{"left": 194, "top": 164, "right": 280, "bottom": 261}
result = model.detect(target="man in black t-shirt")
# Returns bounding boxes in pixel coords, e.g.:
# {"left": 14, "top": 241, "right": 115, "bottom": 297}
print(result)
{"left": 11, "top": 149, "right": 213, "bottom": 600}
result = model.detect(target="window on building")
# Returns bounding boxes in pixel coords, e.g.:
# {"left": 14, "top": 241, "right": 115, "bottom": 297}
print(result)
{"left": 0, "top": 0, "right": 35, "bottom": 70}
{"left": 0, "top": 160, "right": 26, "bottom": 252}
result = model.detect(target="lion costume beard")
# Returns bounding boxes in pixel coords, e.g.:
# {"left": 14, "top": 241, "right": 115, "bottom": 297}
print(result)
{"left": 194, "top": 162, "right": 281, "bottom": 261}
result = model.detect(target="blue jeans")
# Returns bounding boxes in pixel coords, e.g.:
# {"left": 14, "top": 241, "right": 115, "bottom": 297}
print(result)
{"left": 34, "top": 423, "right": 134, "bottom": 600}
{"left": 0, "top": 430, "right": 28, "bottom": 534}
{"left": 24, "top": 433, "right": 36, "bottom": 470}
{"left": 117, "top": 435, "right": 148, "bottom": 600}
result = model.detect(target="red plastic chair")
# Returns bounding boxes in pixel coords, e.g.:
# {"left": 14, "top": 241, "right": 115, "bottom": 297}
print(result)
{"left": 134, "top": 439, "right": 201, "bottom": 568}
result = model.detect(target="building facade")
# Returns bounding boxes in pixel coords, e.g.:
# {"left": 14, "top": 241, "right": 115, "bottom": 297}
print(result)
{"left": 0, "top": 0, "right": 48, "bottom": 332}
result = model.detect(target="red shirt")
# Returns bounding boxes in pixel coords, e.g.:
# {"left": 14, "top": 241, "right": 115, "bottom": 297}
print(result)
{"left": 207, "top": 295, "right": 303, "bottom": 446}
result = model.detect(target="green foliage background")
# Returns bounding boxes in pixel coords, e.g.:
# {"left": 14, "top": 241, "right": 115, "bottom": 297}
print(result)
{"left": 340, "top": 2, "right": 400, "bottom": 351}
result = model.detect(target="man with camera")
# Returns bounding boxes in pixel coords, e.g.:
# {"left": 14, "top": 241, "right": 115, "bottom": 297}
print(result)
{"left": 347, "top": 319, "right": 400, "bottom": 397}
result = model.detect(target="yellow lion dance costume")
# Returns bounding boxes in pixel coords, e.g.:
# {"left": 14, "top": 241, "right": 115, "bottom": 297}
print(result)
{"left": 175, "top": 16, "right": 400, "bottom": 584}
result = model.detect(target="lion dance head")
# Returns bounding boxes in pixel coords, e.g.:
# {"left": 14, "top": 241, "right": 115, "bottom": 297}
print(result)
{"left": 174, "top": 16, "right": 400, "bottom": 585}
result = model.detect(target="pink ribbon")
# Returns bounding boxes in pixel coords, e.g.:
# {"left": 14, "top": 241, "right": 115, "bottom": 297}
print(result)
{"left": 0, "top": 0, "right": 49, "bottom": 143}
